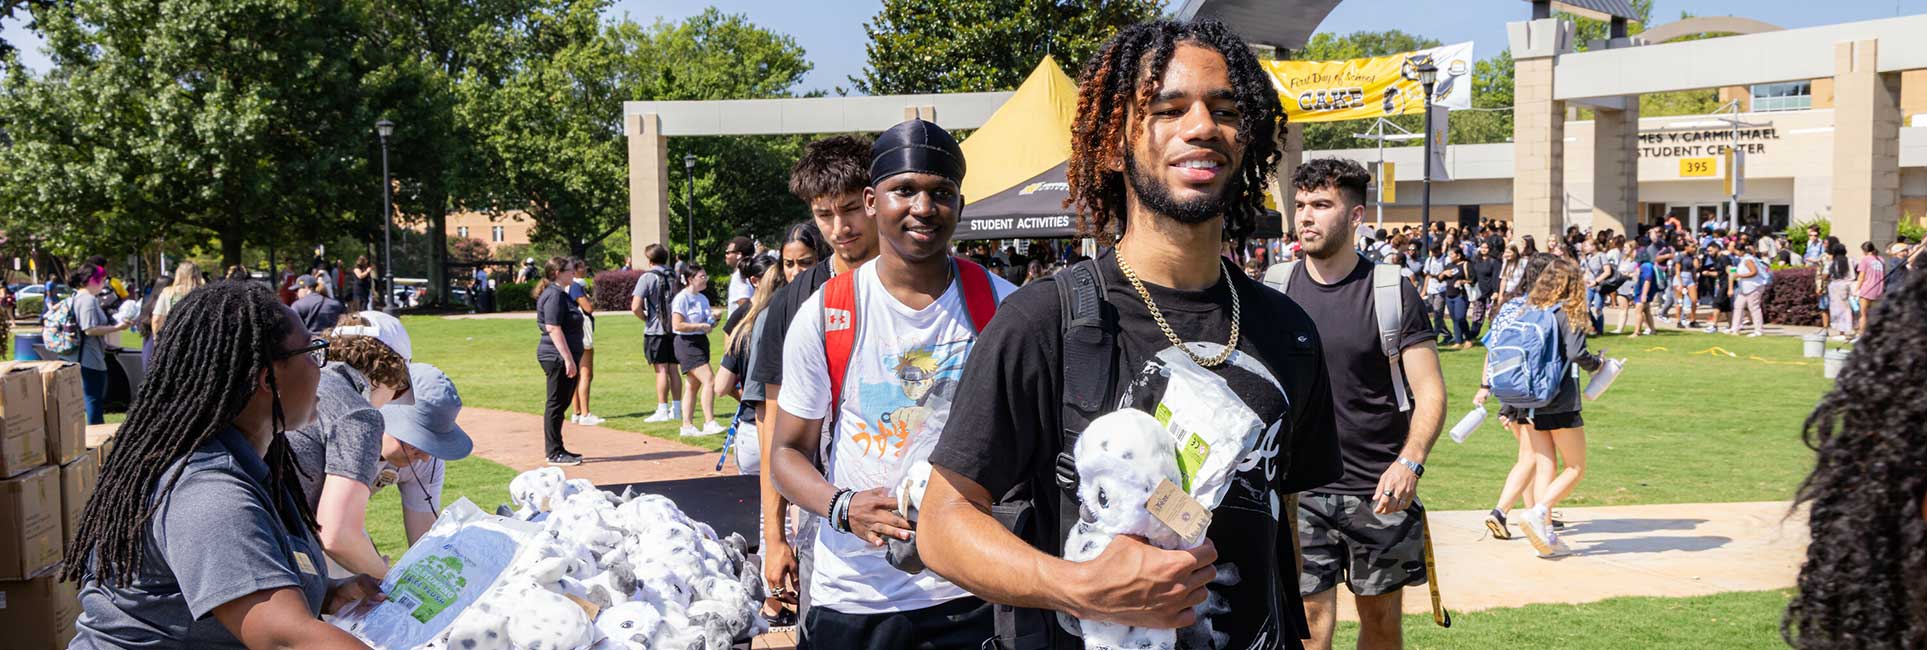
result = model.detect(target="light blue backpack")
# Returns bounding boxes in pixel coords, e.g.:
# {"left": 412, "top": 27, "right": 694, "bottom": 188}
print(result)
{"left": 1484, "top": 304, "right": 1566, "bottom": 410}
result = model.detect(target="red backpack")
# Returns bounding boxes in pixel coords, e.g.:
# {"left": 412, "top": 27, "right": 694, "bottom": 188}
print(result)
{"left": 821, "top": 257, "right": 999, "bottom": 410}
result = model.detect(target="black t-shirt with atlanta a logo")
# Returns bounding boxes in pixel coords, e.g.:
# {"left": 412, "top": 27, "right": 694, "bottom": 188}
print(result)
{"left": 933, "top": 252, "right": 1341, "bottom": 649}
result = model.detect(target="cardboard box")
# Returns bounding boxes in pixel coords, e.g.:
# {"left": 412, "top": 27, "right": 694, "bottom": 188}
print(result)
{"left": 85, "top": 423, "right": 117, "bottom": 464}
{"left": 0, "top": 367, "right": 46, "bottom": 479}
{"left": 2, "top": 362, "right": 84, "bottom": 466}
{"left": 57, "top": 452, "right": 97, "bottom": 548}
{"left": 0, "top": 566, "right": 81, "bottom": 650}
{"left": 0, "top": 466, "right": 60, "bottom": 581}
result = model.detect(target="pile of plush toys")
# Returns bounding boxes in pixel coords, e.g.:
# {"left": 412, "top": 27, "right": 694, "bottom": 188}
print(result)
{"left": 433, "top": 468, "right": 766, "bottom": 650}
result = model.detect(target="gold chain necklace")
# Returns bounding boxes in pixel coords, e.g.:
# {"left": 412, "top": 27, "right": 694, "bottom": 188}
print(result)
{"left": 1115, "top": 252, "right": 1241, "bottom": 368}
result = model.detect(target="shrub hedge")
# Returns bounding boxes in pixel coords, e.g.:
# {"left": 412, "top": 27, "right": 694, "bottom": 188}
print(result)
{"left": 495, "top": 281, "right": 538, "bottom": 312}
{"left": 593, "top": 270, "right": 643, "bottom": 313}
{"left": 1763, "top": 266, "right": 1821, "bottom": 327}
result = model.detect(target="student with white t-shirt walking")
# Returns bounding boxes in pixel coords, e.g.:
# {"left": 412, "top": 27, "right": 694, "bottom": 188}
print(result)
{"left": 768, "top": 119, "right": 1014, "bottom": 647}
{"left": 672, "top": 265, "right": 722, "bottom": 435}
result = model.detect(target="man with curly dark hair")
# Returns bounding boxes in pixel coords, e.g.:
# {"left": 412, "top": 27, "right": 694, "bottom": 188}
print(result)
{"left": 920, "top": 18, "right": 1339, "bottom": 650}
{"left": 1785, "top": 271, "right": 1927, "bottom": 650}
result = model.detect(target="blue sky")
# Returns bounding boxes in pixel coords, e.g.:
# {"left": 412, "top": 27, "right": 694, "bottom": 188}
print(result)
{"left": 4, "top": 1, "right": 1920, "bottom": 94}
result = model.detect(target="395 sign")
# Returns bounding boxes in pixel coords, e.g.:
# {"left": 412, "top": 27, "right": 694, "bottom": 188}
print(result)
{"left": 1679, "top": 157, "right": 1717, "bottom": 177}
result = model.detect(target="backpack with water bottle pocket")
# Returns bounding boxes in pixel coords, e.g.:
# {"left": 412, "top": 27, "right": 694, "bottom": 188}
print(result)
{"left": 1483, "top": 303, "right": 1568, "bottom": 410}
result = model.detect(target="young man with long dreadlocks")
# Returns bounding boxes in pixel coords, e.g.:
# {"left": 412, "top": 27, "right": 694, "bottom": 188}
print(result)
{"left": 1784, "top": 272, "right": 1927, "bottom": 650}
{"left": 65, "top": 280, "right": 385, "bottom": 649}
{"left": 919, "top": 18, "right": 1340, "bottom": 649}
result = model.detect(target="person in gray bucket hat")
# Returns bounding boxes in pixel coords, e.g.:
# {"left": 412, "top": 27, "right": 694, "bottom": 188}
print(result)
{"left": 375, "top": 363, "right": 472, "bottom": 548}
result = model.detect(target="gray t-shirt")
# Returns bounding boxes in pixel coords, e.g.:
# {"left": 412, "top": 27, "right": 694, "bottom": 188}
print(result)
{"left": 286, "top": 364, "right": 387, "bottom": 511}
{"left": 58, "top": 290, "right": 112, "bottom": 371}
{"left": 72, "top": 428, "right": 330, "bottom": 649}
{"left": 631, "top": 269, "right": 671, "bottom": 335}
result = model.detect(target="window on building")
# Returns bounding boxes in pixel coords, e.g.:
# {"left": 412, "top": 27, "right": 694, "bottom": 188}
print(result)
{"left": 1750, "top": 81, "right": 1812, "bottom": 112}
{"left": 457, "top": 226, "right": 469, "bottom": 238}
{"left": 491, "top": 226, "right": 505, "bottom": 243}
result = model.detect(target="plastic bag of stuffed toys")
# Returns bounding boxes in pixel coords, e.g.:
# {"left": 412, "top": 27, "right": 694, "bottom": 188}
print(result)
{"left": 1062, "top": 350, "right": 1269, "bottom": 650}
{"left": 335, "top": 468, "right": 767, "bottom": 650}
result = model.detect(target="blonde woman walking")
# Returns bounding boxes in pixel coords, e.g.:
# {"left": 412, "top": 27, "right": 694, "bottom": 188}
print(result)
{"left": 148, "top": 261, "right": 205, "bottom": 338}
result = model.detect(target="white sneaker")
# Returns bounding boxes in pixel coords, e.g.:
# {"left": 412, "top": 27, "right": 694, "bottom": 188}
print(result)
{"left": 569, "top": 413, "right": 582, "bottom": 425}
{"left": 1520, "top": 507, "right": 1559, "bottom": 557}
{"left": 1746, "top": 332, "right": 1763, "bottom": 338}
{"left": 701, "top": 420, "right": 725, "bottom": 435}
{"left": 1702, "top": 325, "right": 1718, "bottom": 333}
{"left": 644, "top": 408, "right": 672, "bottom": 423}
{"left": 578, "top": 413, "right": 606, "bottom": 426}
{"left": 679, "top": 424, "right": 703, "bottom": 437}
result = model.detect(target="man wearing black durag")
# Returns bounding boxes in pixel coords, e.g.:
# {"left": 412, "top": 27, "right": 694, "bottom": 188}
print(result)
{"left": 767, "top": 119, "right": 1016, "bottom": 648}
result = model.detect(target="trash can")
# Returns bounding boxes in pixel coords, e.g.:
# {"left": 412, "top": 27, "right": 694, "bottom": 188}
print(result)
{"left": 1802, "top": 333, "right": 1827, "bottom": 358}
{"left": 1823, "top": 349, "right": 1850, "bottom": 379}
{"left": 13, "top": 333, "right": 41, "bottom": 361}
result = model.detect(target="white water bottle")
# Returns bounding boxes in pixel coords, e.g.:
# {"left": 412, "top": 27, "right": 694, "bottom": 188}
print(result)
{"left": 1585, "top": 358, "right": 1625, "bottom": 401}
{"left": 1448, "top": 406, "right": 1488, "bottom": 444}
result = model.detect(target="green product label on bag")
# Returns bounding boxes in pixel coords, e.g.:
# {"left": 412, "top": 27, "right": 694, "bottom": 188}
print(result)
{"left": 390, "top": 555, "right": 469, "bottom": 623}
{"left": 1176, "top": 432, "right": 1210, "bottom": 492}
{"left": 1154, "top": 403, "right": 1173, "bottom": 428}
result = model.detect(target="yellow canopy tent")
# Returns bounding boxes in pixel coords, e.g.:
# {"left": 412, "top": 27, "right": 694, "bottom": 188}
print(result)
{"left": 959, "top": 56, "right": 1079, "bottom": 204}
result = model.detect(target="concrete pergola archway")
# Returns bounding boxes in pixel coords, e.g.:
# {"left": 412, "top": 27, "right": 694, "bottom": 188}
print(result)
{"left": 1510, "top": 7, "right": 1927, "bottom": 246}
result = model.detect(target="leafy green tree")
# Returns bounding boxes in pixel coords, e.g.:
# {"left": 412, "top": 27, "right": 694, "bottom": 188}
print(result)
{"left": 853, "top": 0, "right": 1161, "bottom": 94}
{"left": 0, "top": 0, "right": 376, "bottom": 265}
{"left": 458, "top": 6, "right": 813, "bottom": 276}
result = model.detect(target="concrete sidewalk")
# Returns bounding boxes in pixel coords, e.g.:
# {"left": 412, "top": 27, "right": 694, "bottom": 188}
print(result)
{"left": 456, "top": 406, "right": 739, "bottom": 486}
{"left": 1342, "top": 500, "right": 1806, "bottom": 621}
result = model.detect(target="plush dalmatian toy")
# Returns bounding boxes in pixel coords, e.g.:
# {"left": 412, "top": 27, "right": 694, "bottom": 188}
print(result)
{"left": 1061, "top": 408, "right": 1188, "bottom": 650}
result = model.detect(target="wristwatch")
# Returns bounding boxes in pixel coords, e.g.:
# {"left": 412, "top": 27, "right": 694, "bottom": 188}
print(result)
{"left": 1397, "top": 457, "right": 1425, "bottom": 478}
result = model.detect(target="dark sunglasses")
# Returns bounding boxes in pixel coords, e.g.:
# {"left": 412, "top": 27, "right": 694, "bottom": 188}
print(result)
{"left": 275, "top": 337, "right": 330, "bottom": 368}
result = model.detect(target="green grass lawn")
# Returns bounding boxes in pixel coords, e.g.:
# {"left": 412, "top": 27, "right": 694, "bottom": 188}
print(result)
{"left": 401, "top": 315, "right": 1831, "bottom": 512}
{"left": 403, "top": 315, "right": 740, "bottom": 453}
{"left": 1424, "top": 328, "right": 1828, "bottom": 510}
{"left": 1334, "top": 589, "right": 1793, "bottom": 649}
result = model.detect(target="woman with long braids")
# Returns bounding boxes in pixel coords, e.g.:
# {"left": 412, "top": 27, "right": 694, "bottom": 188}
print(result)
{"left": 66, "top": 280, "right": 383, "bottom": 649}
{"left": 1784, "top": 273, "right": 1927, "bottom": 650}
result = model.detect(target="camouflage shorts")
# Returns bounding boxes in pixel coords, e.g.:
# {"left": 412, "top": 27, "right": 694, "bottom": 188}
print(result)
{"left": 1296, "top": 492, "right": 1428, "bottom": 597}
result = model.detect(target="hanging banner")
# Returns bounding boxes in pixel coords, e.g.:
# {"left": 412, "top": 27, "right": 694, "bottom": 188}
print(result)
{"left": 1260, "top": 42, "right": 1475, "bottom": 123}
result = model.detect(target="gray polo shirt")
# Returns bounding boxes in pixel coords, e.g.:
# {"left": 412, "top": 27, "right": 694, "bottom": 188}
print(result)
{"left": 72, "top": 427, "right": 330, "bottom": 649}
{"left": 57, "top": 289, "right": 112, "bottom": 371}
{"left": 286, "top": 364, "right": 387, "bottom": 510}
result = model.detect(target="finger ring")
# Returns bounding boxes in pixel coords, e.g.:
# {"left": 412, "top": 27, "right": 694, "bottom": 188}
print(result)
{"left": 1383, "top": 490, "right": 1396, "bottom": 497}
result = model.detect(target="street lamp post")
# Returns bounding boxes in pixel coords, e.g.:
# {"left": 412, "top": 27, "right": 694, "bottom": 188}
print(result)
{"left": 1352, "top": 118, "right": 1425, "bottom": 233}
{"left": 376, "top": 119, "right": 396, "bottom": 314}
{"left": 683, "top": 154, "right": 697, "bottom": 265}
{"left": 1416, "top": 61, "right": 1439, "bottom": 266}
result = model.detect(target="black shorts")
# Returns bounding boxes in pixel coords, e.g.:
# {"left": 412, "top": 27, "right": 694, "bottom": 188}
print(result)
{"left": 644, "top": 334, "right": 675, "bottom": 365}
{"left": 674, "top": 334, "right": 710, "bottom": 373}
{"left": 1524, "top": 409, "right": 1584, "bottom": 430}
{"left": 800, "top": 597, "right": 992, "bottom": 650}
{"left": 1497, "top": 405, "right": 1583, "bottom": 430}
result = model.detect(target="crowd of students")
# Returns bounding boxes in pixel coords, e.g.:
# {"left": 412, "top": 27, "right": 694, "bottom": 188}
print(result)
{"left": 33, "top": 15, "right": 1926, "bottom": 650}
